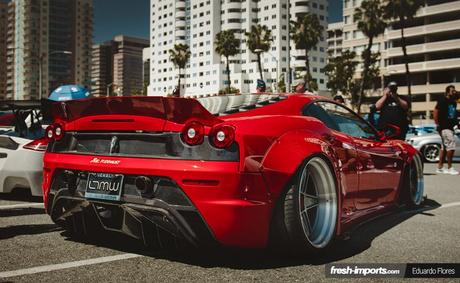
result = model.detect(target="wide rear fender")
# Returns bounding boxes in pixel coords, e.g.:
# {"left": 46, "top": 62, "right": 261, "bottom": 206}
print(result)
{"left": 261, "top": 128, "right": 338, "bottom": 199}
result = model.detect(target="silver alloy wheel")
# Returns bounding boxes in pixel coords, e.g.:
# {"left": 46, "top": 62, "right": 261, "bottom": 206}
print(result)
{"left": 298, "top": 157, "right": 337, "bottom": 249}
{"left": 423, "top": 144, "right": 440, "bottom": 162}
{"left": 409, "top": 154, "right": 424, "bottom": 206}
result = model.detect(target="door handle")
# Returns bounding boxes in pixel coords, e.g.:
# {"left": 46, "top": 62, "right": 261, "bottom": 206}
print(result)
{"left": 0, "top": 153, "right": 7, "bottom": 159}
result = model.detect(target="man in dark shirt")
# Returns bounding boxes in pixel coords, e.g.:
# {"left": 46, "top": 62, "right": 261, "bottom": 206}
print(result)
{"left": 376, "top": 82, "right": 409, "bottom": 140}
{"left": 434, "top": 85, "right": 458, "bottom": 175}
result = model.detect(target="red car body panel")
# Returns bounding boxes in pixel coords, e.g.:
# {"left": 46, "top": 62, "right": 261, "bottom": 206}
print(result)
{"left": 43, "top": 94, "right": 417, "bottom": 248}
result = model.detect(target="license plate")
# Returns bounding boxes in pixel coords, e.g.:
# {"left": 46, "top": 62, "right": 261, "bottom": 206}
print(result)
{"left": 85, "top": 173, "right": 124, "bottom": 201}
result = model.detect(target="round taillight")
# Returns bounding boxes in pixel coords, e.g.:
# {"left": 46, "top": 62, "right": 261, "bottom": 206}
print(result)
{"left": 45, "top": 125, "right": 55, "bottom": 141}
{"left": 210, "top": 125, "right": 235, "bottom": 149}
{"left": 181, "top": 121, "right": 205, "bottom": 146}
{"left": 54, "top": 124, "right": 64, "bottom": 141}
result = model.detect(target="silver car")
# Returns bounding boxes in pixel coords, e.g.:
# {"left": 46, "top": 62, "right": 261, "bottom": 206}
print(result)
{"left": 406, "top": 129, "right": 460, "bottom": 162}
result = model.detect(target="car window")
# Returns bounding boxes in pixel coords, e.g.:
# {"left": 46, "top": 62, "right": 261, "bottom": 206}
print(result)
{"left": 302, "top": 102, "right": 339, "bottom": 131}
{"left": 307, "top": 101, "right": 377, "bottom": 139}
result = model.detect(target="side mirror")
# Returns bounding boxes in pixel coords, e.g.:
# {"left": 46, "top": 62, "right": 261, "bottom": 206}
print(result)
{"left": 383, "top": 124, "right": 401, "bottom": 140}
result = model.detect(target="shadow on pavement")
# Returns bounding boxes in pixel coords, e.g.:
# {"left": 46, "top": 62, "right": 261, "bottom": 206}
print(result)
{"left": 0, "top": 188, "right": 42, "bottom": 203}
{"left": 0, "top": 224, "right": 61, "bottom": 240}
{"left": 59, "top": 198, "right": 441, "bottom": 269}
{"left": 0, "top": 207, "right": 45, "bottom": 218}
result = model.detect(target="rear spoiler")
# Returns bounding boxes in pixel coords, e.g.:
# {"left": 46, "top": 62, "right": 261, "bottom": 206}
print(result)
{"left": 47, "top": 96, "right": 221, "bottom": 126}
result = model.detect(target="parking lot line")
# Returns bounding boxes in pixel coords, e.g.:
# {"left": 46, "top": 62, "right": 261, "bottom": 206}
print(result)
{"left": 0, "top": 253, "right": 142, "bottom": 279}
{"left": 440, "top": 201, "right": 460, "bottom": 209}
{"left": 0, "top": 203, "right": 44, "bottom": 210}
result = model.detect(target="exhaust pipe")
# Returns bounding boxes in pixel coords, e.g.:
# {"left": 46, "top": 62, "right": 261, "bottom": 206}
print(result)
{"left": 135, "top": 176, "right": 154, "bottom": 196}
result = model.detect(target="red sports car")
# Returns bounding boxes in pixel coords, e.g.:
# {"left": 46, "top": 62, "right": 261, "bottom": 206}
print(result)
{"left": 42, "top": 94, "right": 424, "bottom": 251}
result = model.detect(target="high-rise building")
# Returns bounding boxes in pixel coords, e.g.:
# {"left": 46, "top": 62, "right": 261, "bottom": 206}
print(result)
{"left": 91, "top": 36, "right": 149, "bottom": 97}
{"left": 112, "top": 35, "right": 149, "bottom": 97}
{"left": 143, "top": 47, "right": 150, "bottom": 94}
{"left": 91, "top": 42, "right": 115, "bottom": 97}
{"left": 327, "top": 22, "right": 343, "bottom": 59}
{"left": 5, "top": 0, "right": 93, "bottom": 100}
{"left": 0, "top": 0, "right": 9, "bottom": 99}
{"left": 343, "top": 0, "right": 460, "bottom": 121}
{"left": 148, "top": 0, "right": 329, "bottom": 97}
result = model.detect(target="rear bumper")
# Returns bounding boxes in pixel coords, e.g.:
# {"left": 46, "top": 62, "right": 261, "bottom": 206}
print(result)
{"left": 43, "top": 153, "right": 272, "bottom": 248}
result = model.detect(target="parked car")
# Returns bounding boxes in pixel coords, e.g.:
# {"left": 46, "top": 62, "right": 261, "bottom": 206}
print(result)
{"left": 0, "top": 101, "right": 48, "bottom": 196}
{"left": 43, "top": 94, "right": 424, "bottom": 251}
{"left": 406, "top": 124, "right": 437, "bottom": 139}
{"left": 407, "top": 129, "right": 460, "bottom": 162}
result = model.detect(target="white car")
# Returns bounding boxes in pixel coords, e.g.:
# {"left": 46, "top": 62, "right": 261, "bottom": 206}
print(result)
{"left": 0, "top": 133, "right": 47, "bottom": 196}
{"left": 0, "top": 102, "right": 48, "bottom": 196}
{"left": 407, "top": 129, "right": 460, "bottom": 163}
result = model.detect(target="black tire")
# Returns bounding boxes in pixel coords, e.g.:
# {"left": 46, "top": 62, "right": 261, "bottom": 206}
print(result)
{"left": 402, "top": 154, "right": 425, "bottom": 207}
{"left": 270, "top": 156, "right": 338, "bottom": 253}
{"left": 422, "top": 143, "right": 441, "bottom": 163}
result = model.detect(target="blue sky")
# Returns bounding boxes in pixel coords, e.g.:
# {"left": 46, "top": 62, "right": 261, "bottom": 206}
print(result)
{"left": 94, "top": 0, "right": 343, "bottom": 43}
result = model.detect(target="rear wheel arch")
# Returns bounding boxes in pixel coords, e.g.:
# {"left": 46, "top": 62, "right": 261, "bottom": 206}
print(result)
{"left": 268, "top": 153, "right": 341, "bottom": 252}
{"left": 261, "top": 130, "right": 339, "bottom": 197}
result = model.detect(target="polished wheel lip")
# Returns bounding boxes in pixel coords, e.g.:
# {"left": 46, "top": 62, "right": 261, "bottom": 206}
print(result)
{"left": 410, "top": 154, "right": 424, "bottom": 206}
{"left": 298, "top": 157, "right": 337, "bottom": 249}
{"left": 423, "top": 144, "right": 440, "bottom": 162}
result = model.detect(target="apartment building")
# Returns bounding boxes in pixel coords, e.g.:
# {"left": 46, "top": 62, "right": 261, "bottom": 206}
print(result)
{"left": 148, "top": 0, "right": 329, "bottom": 97}
{"left": 342, "top": 0, "right": 460, "bottom": 121}
{"left": 327, "top": 21, "right": 343, "bottom": 58}
{"left": 91, "top": 36, "right": 149, "bottom": 97}
{"left": 91, "top": 43, "right": 115, "bottom": 97}
{"left": 143, "top": 47, "right": 151, "bottom": 93}
{"left": 5, "top": 0, "right": 93, "bottom": 100}
{"left": 0, "top": 0, "right": 9, "bottom": 99}
{"left": 112, "top": 35, "right": 149, "bottom": 96}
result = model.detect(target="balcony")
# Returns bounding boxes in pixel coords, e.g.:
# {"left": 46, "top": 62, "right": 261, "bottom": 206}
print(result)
{"left": 412, "top": 101, "right": 436, "bottom": 112}
{"left": 176, "top": 10, "right": 186, "bottom": 18}
{"left": 397, "top": 82, "right": 460, "bottom": 95}
{"left": 175, "top": 29, "right": 186, "bottom": 37}
{"left": 387, "top": 38, "right": 460, "bottom": 58}
{"left": 175, "top": 1, "right": 186, "bottom": 9}
{"left": 291, "top": 5, "right": 309, "bottom": 16}
{"left": 387, "top": 58, "right": 460, "bottom": 73}
{"left": 417, "top": 1, "right": 460, "bottom": 18}
{"left": 387, "top": 19, "right": 460, "bottom": 40}
{"left": 224, "top": 1, "right": 242, "bottom": 10}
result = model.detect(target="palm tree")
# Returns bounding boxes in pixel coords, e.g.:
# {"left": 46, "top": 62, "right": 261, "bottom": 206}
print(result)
{"left": 169, "top": 44, "right": 190, "bottom": 97}
{"left": 384, "top": 0, "right": 424, "bottom": 122}
{"left": 215, "top": 30, "right": 240, "bottom": 94}
{"left": 245, "top": 24, "right": 273, "bottom": 81}
{"left": 290, "top": 13, "right": 324, "bottom": 91}
{"left": 354, "top": 0, "right": 387, "bottom": 114}
{"left": 324, "top": 50, "right": 358, "bottom": 97}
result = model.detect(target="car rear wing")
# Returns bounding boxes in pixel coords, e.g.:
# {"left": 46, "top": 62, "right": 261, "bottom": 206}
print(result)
{"left": 46, "top": 96, "right": 221, "bottom": 126}
{"left": 0, "top": 100, "right": 46, "bottom": 137}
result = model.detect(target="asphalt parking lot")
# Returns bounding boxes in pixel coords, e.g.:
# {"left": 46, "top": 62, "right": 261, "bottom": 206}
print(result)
{"left": 0, "top": 163, "right": 459, "bottom": 282}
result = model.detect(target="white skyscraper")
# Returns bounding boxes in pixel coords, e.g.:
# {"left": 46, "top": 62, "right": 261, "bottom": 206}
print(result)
{"left": 148, "top": 0, "right": 329, "bottom": 97}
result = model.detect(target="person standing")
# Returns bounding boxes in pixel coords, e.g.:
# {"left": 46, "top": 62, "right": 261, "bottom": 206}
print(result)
{"left": 292, "top": 79, "right": 307, "bottom": 94}
{"left": 333, "top": 95, "right": 345, "bottom": 104}
{"left": 256, "top": 79, "right": 266, "bottom": 93}
{"left": 434, "top": 85, "right": 458, "bottom": 175}
{"left": 375, "top": 82, "right": 409, "bottom": 140}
